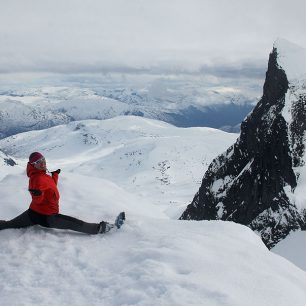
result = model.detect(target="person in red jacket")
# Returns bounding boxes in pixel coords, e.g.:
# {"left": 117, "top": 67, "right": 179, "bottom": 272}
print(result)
{"left": 0, "top": 152, "right": 124, "bottom": 234}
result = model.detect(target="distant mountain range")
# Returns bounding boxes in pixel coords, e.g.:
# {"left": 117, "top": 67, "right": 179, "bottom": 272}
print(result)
{"left": 0, "top": 73, "right": 260, "bottom": 139}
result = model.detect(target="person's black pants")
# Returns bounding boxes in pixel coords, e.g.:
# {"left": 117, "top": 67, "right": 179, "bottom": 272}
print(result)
{"left": 0, "top": 209, "right": 100, "bottom": 234}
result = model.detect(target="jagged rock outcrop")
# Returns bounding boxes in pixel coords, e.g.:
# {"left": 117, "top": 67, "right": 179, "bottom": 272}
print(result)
{"left": 0, "top": 150, "right": 16, "bottom": 166}
{"left": 180, "top": 39, "right": 306, "bottom": 249}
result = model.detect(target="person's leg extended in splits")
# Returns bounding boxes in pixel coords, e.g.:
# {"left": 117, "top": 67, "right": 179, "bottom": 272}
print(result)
{"left": 0, "top": 152, "right": 124, "bottom": 235}
{"left": 0, "top": 209, "right": 113, "bottom": 234}
{"left": 45, "top": 213, "right": 113, "bottom": 234}
{"left": 0, "top": 210, "right": 35, "bottom": 230}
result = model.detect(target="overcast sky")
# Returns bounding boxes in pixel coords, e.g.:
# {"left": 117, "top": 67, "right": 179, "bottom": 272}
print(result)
{"left": 0, "top": 0, "right": 305, "bottom": 74}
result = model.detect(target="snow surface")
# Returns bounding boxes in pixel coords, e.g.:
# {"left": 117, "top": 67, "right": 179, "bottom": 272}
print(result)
{"left": 1, "top": 116, "right": 306, "bottom": 305}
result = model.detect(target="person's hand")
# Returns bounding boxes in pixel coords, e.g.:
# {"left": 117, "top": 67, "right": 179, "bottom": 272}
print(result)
{"left": 51, "top": 169, "right": 61, "bottom": 174}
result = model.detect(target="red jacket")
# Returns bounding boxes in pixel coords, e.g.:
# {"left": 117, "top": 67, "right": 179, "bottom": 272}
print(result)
{"left": 27, "top": 163, "right": 60, "bottom": 215}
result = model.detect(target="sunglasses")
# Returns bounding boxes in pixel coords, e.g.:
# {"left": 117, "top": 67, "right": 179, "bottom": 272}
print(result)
{"left": 31, "top": 157, "right": 46, "bottom": 165}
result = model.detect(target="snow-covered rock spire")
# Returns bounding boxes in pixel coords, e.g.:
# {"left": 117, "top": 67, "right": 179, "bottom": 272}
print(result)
{"left": 180, "top": 39, "right": 306, "bottom": 248}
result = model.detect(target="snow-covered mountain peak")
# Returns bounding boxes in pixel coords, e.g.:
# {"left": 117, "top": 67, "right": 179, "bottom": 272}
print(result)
{"left": 181, "top": 40, "right": 306, "bottom": 248}
{"left": 274, "top": 38, "right": 306, "bottom": 80}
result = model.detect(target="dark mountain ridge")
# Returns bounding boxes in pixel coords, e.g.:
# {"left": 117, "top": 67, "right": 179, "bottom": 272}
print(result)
{"left": 180, "top": 40, "right": 306, "bottom": 249}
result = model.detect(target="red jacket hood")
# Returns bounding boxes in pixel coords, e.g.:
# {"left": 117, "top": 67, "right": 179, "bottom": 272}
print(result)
{"left": 26, "top": 162, "right": 46, "bottom": 178}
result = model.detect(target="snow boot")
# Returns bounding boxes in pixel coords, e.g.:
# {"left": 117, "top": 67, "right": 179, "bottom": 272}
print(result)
{"left": 98, "top": 221, "right": 114, "bottom": 234}
{"left": 115, "top": 212, "right": 125, "bottom": 229}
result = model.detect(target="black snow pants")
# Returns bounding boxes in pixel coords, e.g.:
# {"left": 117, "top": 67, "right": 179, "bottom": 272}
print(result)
{"left": 0, "top": 209, "right": 100, "bottom": 234}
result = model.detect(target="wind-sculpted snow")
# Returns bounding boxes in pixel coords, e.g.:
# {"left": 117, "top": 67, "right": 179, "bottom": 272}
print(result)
{"left": 1, "top": 172, "right": 306, "bottom": 305}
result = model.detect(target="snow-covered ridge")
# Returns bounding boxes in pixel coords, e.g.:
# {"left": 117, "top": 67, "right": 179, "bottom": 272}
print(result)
{"left": 0, "top": 116, "right": 238, "bottom": 216}
{"left": 1, "top": 178, "right": 306, "bottom": 306}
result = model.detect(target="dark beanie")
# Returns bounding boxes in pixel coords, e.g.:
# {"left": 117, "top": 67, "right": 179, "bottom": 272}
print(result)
{"left": 29, "top": 152, "right": 44, "bottom": 164}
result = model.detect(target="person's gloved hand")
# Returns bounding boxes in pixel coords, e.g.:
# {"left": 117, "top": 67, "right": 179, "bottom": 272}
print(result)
{"left": 51, "top": 169, "right": 61, "bottom": 174}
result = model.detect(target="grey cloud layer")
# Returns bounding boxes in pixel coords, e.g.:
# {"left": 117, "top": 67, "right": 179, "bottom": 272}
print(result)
{"left": 0, "top": 0, "right": 305, "bottom": 73}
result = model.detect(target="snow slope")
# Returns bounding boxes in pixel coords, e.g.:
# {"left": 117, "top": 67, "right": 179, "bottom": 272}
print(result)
{"left": 0, "top": 116, "right": 238, "bottom": 217}
{"left": 1, "top": 171, "right": 306, "bottom": 306}
{"left": 1, "top": 116, "right": 306, "bottom": 305}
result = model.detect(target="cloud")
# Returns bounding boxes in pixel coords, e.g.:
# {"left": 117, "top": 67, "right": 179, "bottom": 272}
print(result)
{"left": 0, "top": 0, "right": 305, "bottom": 73}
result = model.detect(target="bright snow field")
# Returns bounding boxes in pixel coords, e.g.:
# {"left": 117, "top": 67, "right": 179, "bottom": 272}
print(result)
{"left": 1, "top": 116, "right": 306, "bottom": 306}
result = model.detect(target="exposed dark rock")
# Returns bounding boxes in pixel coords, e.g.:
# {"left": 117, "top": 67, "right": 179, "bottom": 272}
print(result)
{"left": 0, "top": 150, "right": 16, "bottom": 166}
{"left": 4, "top": 157, "right": 16, "bottom": 166}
